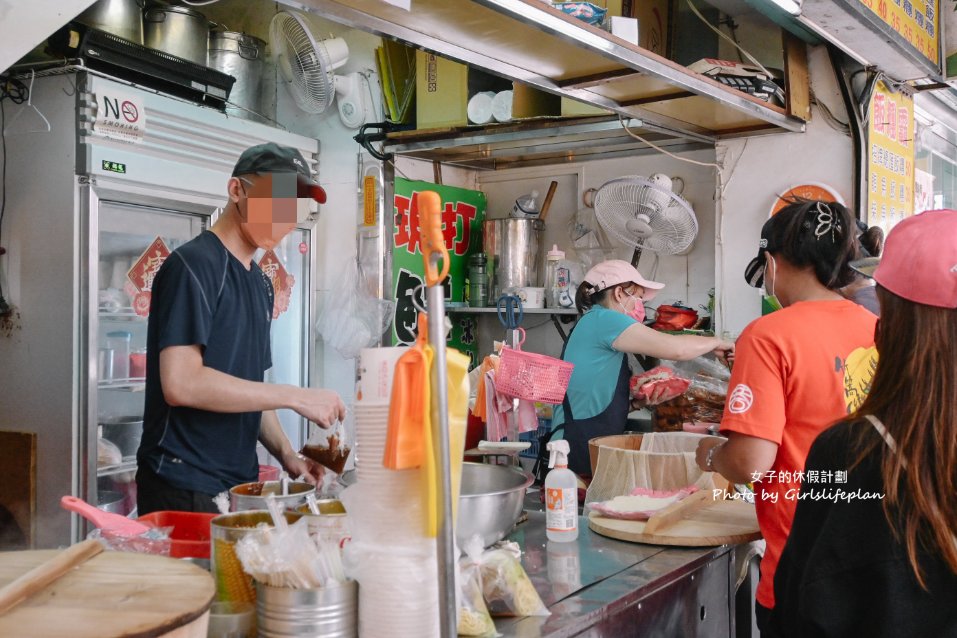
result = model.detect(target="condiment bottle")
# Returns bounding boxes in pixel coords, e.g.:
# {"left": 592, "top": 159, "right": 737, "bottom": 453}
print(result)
{"left": 545, "top": 440, "right": 578, "bottom": 542}
{"left": 466, "top": 253, "right": 489, "bottom": 308}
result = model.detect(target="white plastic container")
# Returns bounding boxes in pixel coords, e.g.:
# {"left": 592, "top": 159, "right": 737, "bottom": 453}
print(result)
{"left": 544, "top": 440, "right": 578, "bottom": 542}
{"left": 105, "top": 331, "right": 131, "bottom": 381}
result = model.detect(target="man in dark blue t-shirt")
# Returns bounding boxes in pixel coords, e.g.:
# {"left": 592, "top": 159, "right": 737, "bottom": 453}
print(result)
{"left": 136, "top": 143, "right": 346, "bottom": 515}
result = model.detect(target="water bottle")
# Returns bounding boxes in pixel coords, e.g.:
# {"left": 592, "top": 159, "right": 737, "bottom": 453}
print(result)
{"left": 510, "top": 190, "right": 540, "bottom": 218}
{"left": 545, "top": 440, "right": 579, "bottom": 542}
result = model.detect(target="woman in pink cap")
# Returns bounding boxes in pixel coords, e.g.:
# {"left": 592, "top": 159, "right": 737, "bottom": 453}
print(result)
{"left": 768, "top": 209, "right": 957, "bottom": 637}
{"left": 552, "top": 259, "right": 734, "bottom": 476}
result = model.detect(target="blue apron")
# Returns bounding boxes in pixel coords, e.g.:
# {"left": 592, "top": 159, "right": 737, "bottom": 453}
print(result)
{"left": 558, "top": 328, "right": 632, "bottom": 476}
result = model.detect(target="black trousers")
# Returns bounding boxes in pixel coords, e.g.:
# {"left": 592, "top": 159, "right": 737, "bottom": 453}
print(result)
{"left": 136, "top": 462, "right": 221, "bottom": 516}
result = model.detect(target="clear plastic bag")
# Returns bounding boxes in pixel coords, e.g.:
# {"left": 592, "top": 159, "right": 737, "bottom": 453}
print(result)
{"left": 458, "top": 537, "right": 497, "bottom": 637}
{"left": 479, "top": 544, "right": 549, "bottom": 618}
{"left": 317, "top": 259, "right": 395, "bottom": 360}
{"left": 655, "top": 356, "right": 730, "bottom": 427}
{"left": 88, "top": 526, "right": 173, "bottom": 555}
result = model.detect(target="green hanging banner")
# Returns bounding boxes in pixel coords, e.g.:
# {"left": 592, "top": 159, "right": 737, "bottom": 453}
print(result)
{"left": 391, "top": 178, "right": 487, "bottom": 367}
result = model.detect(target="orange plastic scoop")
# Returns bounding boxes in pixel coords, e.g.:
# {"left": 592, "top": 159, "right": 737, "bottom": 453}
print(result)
{"left": 383, "top": 313, "right": 432, "bottom": 470}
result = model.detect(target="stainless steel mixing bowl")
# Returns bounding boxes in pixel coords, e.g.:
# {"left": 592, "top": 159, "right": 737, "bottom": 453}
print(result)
{"left": 457, "top": 462, "right": 533, "bottom": 547}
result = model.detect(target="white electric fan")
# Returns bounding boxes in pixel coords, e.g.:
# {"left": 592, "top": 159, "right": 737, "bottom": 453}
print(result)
{"left": 269, "top": 11, "right": 369, "bottom": 128}
{"left": 591, "top": 174, "right": 699, "bottom": 266}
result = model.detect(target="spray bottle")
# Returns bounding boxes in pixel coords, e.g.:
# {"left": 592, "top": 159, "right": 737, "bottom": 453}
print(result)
{"left": 545, "top": 440, "right": 578, "bottom": 542}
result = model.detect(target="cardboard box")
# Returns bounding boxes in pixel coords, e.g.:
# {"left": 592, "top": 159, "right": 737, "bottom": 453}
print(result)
{"left": 416, "top": 51, "right": 468, "bottom": 129}
{"left": 630, "top": 0, "right": 671, "bottom": 56}
{"left": 561, "top": 97, "right": 609, "bottom": 117}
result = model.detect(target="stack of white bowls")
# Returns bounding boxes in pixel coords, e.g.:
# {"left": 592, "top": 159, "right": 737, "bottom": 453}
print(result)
{"left": 343, "top": 348, "right": 441, "bottom": 638}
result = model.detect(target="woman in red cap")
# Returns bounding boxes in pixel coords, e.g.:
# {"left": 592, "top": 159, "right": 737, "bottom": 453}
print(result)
{"left": 694, "top": 199, "right": 878, "bottom": 630}
{"left": 768, "top": 209, "right": 957, "bottom": 637}
{"left": 553, "top": 259, "right": 734, "bottom": 476}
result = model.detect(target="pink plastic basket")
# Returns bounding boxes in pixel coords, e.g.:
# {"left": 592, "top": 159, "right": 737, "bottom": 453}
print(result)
{"left": 495, "top": 329, "right": 574, "bottom": 404}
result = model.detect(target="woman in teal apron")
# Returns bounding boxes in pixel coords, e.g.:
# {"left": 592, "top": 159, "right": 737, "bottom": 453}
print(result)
{"left": 554, "top": 260, "right": 734, "bottom": 476}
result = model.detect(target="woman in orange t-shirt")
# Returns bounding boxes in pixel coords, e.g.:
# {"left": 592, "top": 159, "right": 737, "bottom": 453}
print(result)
{"left": 694, "top": 200, "right": 879, "bottom": 629}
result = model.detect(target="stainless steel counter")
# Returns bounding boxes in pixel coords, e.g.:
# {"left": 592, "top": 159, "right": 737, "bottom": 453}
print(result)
{"left": 498, "top": 510, "right": 736, "bottom": 637}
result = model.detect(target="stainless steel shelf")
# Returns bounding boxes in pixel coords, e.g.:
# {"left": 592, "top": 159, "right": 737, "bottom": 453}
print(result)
{"left": 97, "top": 460, "right": 137, "bottom": 478}
{"left": 99, "top": 309, "right": 147, "bottom": 321}
{"left": 98, "top": 380, "right": 146, "bottom": 391}
{"left": 448, "top": 306, "right": 579, "bottom": 315}
{"left": 291, "top": 0, "right": 807, "bottom": 141}
{"left": 383, "top": 116, "right": 712, "bottom": 170}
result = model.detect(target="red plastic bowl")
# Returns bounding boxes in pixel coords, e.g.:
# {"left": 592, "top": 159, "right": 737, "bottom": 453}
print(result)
{"left": 136, "top": 511, "right": 216, "bottom": 559}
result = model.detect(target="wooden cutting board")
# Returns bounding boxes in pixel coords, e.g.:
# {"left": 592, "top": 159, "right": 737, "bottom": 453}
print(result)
{"left": 588, "top": 491, "right": 762, "bottom": 547}
{"left": 0, "top": 549, "right": 215, "bottom": 637}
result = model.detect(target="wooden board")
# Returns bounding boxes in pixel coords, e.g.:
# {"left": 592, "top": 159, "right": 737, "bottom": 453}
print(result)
{"left": 0, "top": 431, "right": 36, "bottom": 549}
{"left": 588, "top": 498, "right": 762, "bottom": 547}
{"left": 0, "top": 549, "right": 215, "bottom": 637}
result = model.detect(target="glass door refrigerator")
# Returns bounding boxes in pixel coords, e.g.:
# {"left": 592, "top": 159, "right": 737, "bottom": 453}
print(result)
{"left": 0, "top": 71, "right": 319, "bottom": 547}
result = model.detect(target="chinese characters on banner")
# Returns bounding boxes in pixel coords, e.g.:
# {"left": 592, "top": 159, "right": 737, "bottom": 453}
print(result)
{"left": 127, "top": 237, "right": 170, "bottom": 317}
{"left": 857, "top": 0, "right": 939, "bottom": 64}
{"left": 257, "top": 250, "right": 295, "bottom": 320}
{"left": 391, "top": 179, "right": 486, "bottom": 367}
{"left": 866, "top": 81, "right": 915, "bottom": 234}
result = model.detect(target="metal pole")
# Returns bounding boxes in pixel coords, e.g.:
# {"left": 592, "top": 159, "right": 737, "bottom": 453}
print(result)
{"left": 427, "top": 282, "right": 457, "bottom": 638}
{"left": 418, "top": 190, "right": 457, "bottom": 638}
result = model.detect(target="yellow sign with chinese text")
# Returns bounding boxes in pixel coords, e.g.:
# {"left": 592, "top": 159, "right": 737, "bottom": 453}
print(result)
{"left": 856, "top": 0, "right": 939, "bottom": 64}
{"left": 866, "top": 81, "right": 915, "bottom": 234}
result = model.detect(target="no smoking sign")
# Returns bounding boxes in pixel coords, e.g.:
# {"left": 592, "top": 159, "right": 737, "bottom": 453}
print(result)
{"left": 121, "top": 101, "right": 139, "bottom": 123}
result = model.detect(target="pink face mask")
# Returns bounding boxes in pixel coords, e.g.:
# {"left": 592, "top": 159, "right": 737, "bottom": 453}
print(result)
{"left": 619, "top": 291, "right": 646, "bottom": 323}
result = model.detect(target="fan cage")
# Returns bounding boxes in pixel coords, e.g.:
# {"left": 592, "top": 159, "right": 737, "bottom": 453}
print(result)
{"left": 270, "top": 12, "right": 335, "bottom": 114}
{"left": 593, "top": 176, "right": 699, "bottom": 255}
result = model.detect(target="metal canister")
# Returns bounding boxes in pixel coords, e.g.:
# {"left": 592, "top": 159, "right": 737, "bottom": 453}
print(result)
{"left": 208, "top": 31, "right": 267, "bottom": 122}
{"left": 482, "top": 218, "right": 545, "bottom": 300}
{"left": 144, "top": 4, "right": 210, "bottom": 66}
{"left": 210, "top": 510, "right": 303, "bottom": 604}
{"left": 256, "top": 581, "right": 358, "bottom": 638}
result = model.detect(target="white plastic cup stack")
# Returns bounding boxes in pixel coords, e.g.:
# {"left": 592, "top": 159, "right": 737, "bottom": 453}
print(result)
{"left": 467, "top": 91, "right": 496, "bottom": 125}
{"left": 492, "top": 90, "right": 513, "bottom": 122}
{"left": 348, "top": 401, "right": 440, "bottom": 638}
{"left": 356, "top": 347, "right": 406, "bottom": 404}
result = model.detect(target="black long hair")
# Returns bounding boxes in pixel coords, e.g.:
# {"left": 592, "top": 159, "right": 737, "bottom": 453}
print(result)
{"left": 764, "top": 199, "right": 861, "bottom": 289}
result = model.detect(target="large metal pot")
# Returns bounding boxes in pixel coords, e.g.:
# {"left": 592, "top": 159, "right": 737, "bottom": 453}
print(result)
{"left": 457, "top": 462, "right": 533, "bottom": 547}
{"left": 229, "top": 480, "right": 315, "bottom": 512}
{"left": 144, "top": 4, "right": 210, "bottom": 66}
{"left": 99, "top": 415, "right": 143, "bottom": 458}
{"left": 96, "top": 490, "right": 127, "bottom": 514}
{"left": 208, "top": 31, "right": 266, "bottom": 122}
{"left": 483, "top": 218, "right": 545, "bottom": 299}
{"left": 77, "top": 0, "right": 146, "bottom": 44}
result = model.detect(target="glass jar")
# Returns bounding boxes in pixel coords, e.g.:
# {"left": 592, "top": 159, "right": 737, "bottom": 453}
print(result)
{"left": 105, "top": 331, "right": 132, "bottom": 381}
{"left": 467, "top": 253, "right": 489, "bottom": 308}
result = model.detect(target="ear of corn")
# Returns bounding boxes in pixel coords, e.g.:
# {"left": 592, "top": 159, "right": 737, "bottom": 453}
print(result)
{"left": 214, "top": 538, "right": 256, "bottom": 604}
